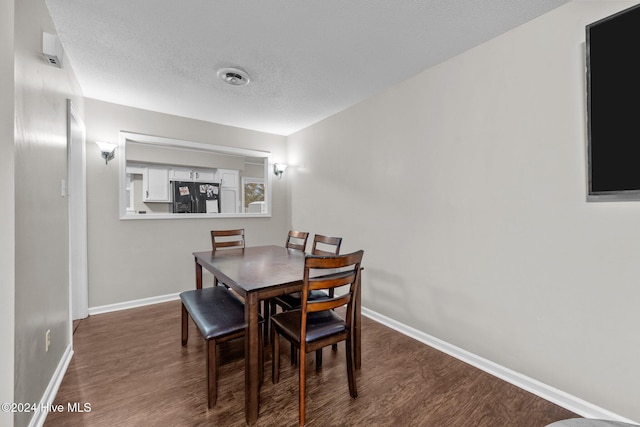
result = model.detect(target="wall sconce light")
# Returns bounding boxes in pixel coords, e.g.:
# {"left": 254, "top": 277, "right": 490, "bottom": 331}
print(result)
{"left": 96, "top": 141, "right": 117, "bottom": 164}
{"left": 273, "top": 163, "right": 288, "bottom": 179}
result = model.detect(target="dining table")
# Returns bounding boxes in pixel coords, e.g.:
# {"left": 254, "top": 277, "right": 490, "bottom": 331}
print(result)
{"left": 193, "top": 245, "right": 362, "bottom": 425}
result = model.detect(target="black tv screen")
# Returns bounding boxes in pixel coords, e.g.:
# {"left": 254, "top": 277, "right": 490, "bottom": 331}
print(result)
{"left": 586, "top": 4, "right": 640, "bottom": 201}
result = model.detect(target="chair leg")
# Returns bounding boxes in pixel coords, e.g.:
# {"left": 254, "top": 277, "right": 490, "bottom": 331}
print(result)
{"left": 269, "top": 299, "right": 276, "bottom": 315}
{"left": 315, "top": 348, "right": 322, "bottom": 370}
{"left": 332, "top": 343, "right": 338, "bottom": 351}
{"left": 207, "top": 340, "right": 217, "bottom": 408}
{"left": 268, "top": 300, "right": 277, "bottom": 343}
{"left": 299, "top": 347, "right": 306, "bottom": 426}
{"left": 263, "top": 300, "right": 271, "bottom": 344}
{"left": 345, "top": 337, "right": 357, "bottom": 399}
{"left": 291, "top": 344, "right": 297, "bottom": 366}
{"left": 272, "top": 326, "right": 280, "bottom": 384}
{"left": 259, "top": 324, "right": 264, "bottom": 387}
{"left": 181, "top": 304, "right": 188, "bottom": 346}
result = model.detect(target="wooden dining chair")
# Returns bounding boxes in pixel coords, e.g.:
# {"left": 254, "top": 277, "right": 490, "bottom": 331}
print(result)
{"left": 210, "top": 229, "right": 245, "bottom": 287}
{"left": 310, "top": 234, "right": 343, "bottom": 256}
{"left": 271, "top": 234, "right": 343, "bottom": 362}
{"left": 180, "top": 286, "right": 263, "bottom": 408}
{"left": 271, "top": 250, "right": 364, "bottom": 426}
{"left": 264, "top": 230, "right": 310, "bottom": 342}
{"left": 211, "top": 228, "right": 245, "bottom": 251}
{"left": 271, "top": 234, "right": 342, "bottom": 311}
{"left": 285, "top": 230, "right": 309, "bottom": 251}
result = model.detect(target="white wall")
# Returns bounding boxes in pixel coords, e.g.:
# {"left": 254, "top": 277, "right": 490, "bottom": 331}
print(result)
{"left": 1, "top": 0, "right": 15, "bottom": 425}
{"left": 13, "top": 0, "right": 84, "bottom": 425}
{"left": 288, "top": 1, "right": 640, "bottom": 422}
{"left": 84, "top": 99, "right": 289, "bottom": 308}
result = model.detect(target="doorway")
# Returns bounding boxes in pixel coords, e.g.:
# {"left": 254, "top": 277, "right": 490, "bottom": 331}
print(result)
{"left": 68, "top": 100, "right": 88, "bottom": 320}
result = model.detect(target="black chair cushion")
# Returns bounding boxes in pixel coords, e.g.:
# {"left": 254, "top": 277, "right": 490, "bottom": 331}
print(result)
{"left": 271, "top": 309, "right": 345, "bottom": 343}
{"left": 274, "top": 290, "right": 330, "bottom": 310}
{"left": 180, "top": 286, "right": 254, "bottom": 340}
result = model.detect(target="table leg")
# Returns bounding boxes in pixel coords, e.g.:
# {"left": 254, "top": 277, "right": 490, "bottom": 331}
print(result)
{"left": 245, "top": 292, "right": 260, "bottom": 425}
{"left": 194, "top": 258, "right": 203, "bottom": 290}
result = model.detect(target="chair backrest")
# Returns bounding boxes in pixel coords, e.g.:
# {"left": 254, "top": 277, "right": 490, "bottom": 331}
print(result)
{"left": 211, "top": 229, "right": 245, "bottom": 251}
{"left": 311, "top": 234, "right": 342, "bottom": 256}
{"left": 301, "top": 250, "right": 364, "bottom": 328}
{"left": 285, "top": 230, "right": 309, "bottom": 252}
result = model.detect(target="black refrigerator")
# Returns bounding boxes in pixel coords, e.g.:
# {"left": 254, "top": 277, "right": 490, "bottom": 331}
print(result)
{"left": 172, "top": 181, "right": 220, "bottom": 213}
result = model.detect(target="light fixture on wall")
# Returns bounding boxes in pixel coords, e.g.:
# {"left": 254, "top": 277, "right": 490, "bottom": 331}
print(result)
{"left": 96, "top": 141, "right": 117, "bottom": 164}
{"left": 273, "top": 163, "right": 288, "bottom": 179}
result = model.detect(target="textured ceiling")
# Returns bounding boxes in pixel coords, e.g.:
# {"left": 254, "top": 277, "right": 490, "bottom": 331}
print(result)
{"left": 45, "top": 0, "right": 571, "bottom": 136}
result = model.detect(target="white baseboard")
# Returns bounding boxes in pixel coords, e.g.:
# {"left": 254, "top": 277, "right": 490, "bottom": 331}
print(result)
{"left": 361, "top": 307, "right": 638, "bottom": 425}
{"left": 29, "top": 344, "right": 74, "bottom": 427}
{"left": 88, "top": 292, "right": 181, "bottom": 315}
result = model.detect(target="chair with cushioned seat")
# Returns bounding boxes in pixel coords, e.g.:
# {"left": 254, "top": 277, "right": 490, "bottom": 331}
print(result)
{"left": 264, "top": 230, "right": 309, "bottom": 343}
{"left": 180, "top": 285, "right": 263, "bottom": 408}
{"left": 271, "top": 234, "right": 342, "bottom": 363}
{"left": 271, "top": 250, "right": 364, "bottom": 426}
{"left": 210, "top": 229, "right": 245, "bottom": 287}
{"left": 211, "top": 228, "right": 245, "bottom": 251}
{"left": 273, "top": 234, "right": 342, "bottom": 311}
{"left": 285, "top": 230, "right": 309, "bottom": 251}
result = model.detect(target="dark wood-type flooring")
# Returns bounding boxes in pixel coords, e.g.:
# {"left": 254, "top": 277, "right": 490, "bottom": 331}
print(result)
{"left": 45, "top": 300, "right": 577, "bottom": 426}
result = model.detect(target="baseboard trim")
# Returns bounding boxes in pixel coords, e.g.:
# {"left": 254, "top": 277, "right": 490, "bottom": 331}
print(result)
{"left": 361, "top": 307, "right": 637, "bottom": 425}
{"left": 88, "top": 292, "right": 181, "bottom": 316}
{"left": 29, "top": 344, "right": 74, "bottom": 427}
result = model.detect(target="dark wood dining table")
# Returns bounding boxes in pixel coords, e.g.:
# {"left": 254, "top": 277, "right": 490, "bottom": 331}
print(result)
{"left": 193, "top": 245, "right": 361, "bottom": 425}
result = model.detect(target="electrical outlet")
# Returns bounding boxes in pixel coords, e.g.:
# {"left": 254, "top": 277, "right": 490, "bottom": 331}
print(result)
{"left": 45, "top": 329, "right": 51, "bottom": 352}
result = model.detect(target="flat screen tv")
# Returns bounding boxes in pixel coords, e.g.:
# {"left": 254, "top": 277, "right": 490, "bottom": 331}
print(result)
{"left": 586, "top": 4, "right": 640, "bottom": 201}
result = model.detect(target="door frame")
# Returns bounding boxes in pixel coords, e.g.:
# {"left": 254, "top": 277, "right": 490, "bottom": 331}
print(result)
{"left": 67, "top": 100, "right": 88, "bottom": 321}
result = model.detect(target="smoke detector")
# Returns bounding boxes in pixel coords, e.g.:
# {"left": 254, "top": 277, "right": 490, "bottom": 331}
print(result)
{"left": 217, "top": 67, "right": 250, "bottom": 86}
{"left": 42, "top": 32, "right": 64, "bottom": 68}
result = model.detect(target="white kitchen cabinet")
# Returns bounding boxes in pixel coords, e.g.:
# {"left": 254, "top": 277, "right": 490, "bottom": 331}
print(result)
{"left": 220, "top": 187, "right": 239, "bottom": 214}
{"left": 217, "top": 169, "right": 239, "bottom": 188}
{"left": 143, "top": 166, "right": 171, "bottom": 202}
{"left": 170, "top": 167, "right": 216, "bottom": 182}
{"left": 169, "top": 167, "right": 192, "bottom": 181}
{"left": 217, "top": 169, "right": 240, "bottom": 213}
{"left": 194, "top": 168, "right": 216, "bottom": 182}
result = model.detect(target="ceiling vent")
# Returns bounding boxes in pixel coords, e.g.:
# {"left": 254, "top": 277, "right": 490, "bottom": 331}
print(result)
{"left": 217, "top": 67, "right": 250, "bottom": 86}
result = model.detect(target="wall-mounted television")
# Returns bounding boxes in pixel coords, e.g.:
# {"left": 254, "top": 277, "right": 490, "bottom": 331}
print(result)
{"left": 586, "top": 3, "right": 640, "bottom": 201}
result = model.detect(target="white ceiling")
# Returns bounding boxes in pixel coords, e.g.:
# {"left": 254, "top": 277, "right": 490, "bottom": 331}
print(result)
{"left": 45, "top": 0, "right": 571, "bottom": 136}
